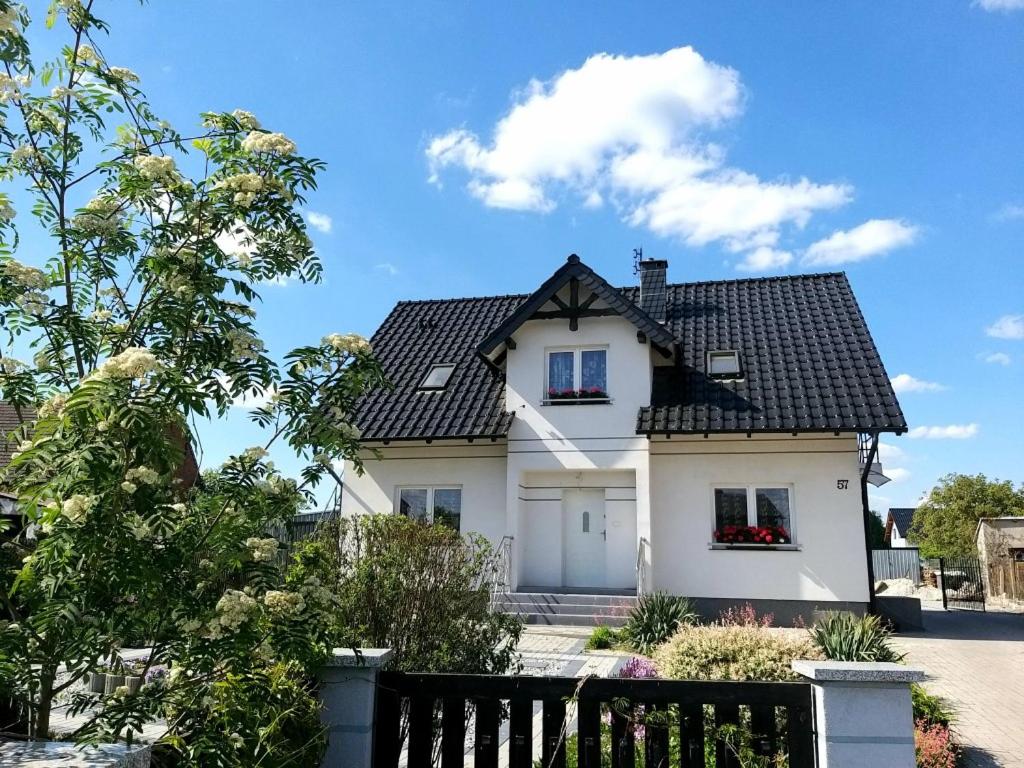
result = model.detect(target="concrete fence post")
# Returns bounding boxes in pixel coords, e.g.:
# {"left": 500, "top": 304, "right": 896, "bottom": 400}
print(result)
{"left": 318, "top": 647, "right": 393, "bottom": 768}
{"left": 792, "top": 660, "right": 925, "bottom": 768}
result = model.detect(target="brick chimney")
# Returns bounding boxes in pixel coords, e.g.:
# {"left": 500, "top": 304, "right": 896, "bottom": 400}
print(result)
{"left": 638, "top": 259, "right": 668, "bottom": 322}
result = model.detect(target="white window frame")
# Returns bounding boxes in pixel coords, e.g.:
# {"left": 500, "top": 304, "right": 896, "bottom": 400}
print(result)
{"left": 543, "top": 345, "right": 609, "bottom": 402}
{"left": 708, "top": 483, "right": 797, "bottom": 548}
{"left": 707, "top": 350, "right": 742, "bottom": 379}
{"left": 394, "top": 485, "right": 463, "bottom": 528}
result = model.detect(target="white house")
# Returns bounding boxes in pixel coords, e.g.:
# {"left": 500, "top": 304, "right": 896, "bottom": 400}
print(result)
{"left": 341, "top": 255, "right": 907, "bottom": 623}
{"left": 885, "top": 508, "right": 917, "bottom": 548}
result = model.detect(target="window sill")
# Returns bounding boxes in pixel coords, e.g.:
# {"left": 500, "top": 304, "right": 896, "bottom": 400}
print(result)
{"left": 709, "top": 543, "right": 801, "bottom": 552}
{"left": 541, "top": 398, "right": 612, "bottom": 406}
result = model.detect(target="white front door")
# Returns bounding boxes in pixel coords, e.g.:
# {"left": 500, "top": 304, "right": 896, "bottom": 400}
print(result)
{"left": 563, "top": 489, "right": 606, "bottom": 588}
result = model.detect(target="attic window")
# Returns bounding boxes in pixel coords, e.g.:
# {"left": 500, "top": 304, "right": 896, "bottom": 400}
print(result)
{"left": 420, "top": 363, "right": 455, "bottom": 390}
{"left": 708, "top": 350, "right": 741, "bottom": 378}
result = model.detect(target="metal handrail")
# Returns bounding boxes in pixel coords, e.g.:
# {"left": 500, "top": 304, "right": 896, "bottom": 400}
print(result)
{"left": 636, "top": 536, "right": 650, "bottom": 598}
{"left": 487, "top": 535, "right": 514, "bottom": 611}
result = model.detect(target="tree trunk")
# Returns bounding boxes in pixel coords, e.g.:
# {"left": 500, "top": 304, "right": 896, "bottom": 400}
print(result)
{"left": 33, "top": 673, "right": 53, "bottom": 740}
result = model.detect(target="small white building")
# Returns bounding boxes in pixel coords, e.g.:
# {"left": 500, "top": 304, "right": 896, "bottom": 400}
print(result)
{"left": 885, "top": 508, "right": 917, "bottom": 548}
{"left": 342, "top": 255, "right": 907, "bottom": 622}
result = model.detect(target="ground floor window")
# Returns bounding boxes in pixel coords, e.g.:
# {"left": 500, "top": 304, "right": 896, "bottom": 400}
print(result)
{"left": 396, "top": 486, "right": 462, "bottom": 531}
{"left": 712, "top": 485, "right": 793, "bottom": 546}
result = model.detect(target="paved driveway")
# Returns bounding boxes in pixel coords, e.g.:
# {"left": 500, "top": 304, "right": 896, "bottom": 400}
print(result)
{"left": 893, "top": 607, "right": 1024, "bottom": 768}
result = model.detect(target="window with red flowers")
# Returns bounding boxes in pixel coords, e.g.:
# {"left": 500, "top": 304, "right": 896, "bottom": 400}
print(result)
{"left": 544, "top": 347, "right": 609, "bottom": 402}
{"left": 712, "top": 485, "right": 794, "bottom": 546}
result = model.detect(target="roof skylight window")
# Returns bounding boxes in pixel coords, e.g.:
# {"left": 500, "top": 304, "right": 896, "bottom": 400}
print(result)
{"left": 420, "top": 363, "right": 456, "bottom": 390}
{"left": 708, "top": 350, "right": 742, "bottom": 378}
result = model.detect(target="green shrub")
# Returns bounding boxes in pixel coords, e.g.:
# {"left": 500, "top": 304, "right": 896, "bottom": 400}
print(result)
{"left": 586, "top": 625, "right": 619, "bottom": 650}
{"left": 809, "top": 612, "right": 905, "bottom": 663}
{"left": 622, "top": 592, "right": 698, "bottom": 655}
{"left": 912, "top": 684, "right": 954, "bottom": 728}
{"left": 654, "top": 624, "right": 822, "bottom": 682}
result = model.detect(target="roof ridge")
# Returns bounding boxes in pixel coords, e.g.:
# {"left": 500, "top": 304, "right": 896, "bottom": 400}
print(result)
{"left": 394, "top": 293, "right": 530, "bottom": 305}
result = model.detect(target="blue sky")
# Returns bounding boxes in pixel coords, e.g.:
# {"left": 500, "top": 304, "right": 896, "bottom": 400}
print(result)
{"left": 21, "top": 1, "right": 1024, "bottom": 510}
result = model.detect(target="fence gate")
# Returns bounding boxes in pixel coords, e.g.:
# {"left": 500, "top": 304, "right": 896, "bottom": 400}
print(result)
{"left": 939, "top": 555, "right": 986, "bottom": 611}
{"left": 373, "top": 671, "right": 816, "bottom": 768}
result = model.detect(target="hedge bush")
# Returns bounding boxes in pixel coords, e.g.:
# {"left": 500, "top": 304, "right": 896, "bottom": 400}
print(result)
{"left": 654, "top": 624, "right": 822, "bottom": 682}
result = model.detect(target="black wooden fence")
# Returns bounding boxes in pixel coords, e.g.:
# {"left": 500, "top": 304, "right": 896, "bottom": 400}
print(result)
{"left": 373, "top": 672, "right": 815, "bottom": 768}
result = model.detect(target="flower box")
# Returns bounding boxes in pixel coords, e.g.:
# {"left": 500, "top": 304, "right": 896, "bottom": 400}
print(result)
{"left": 713, "top": 524, "right": 791, "bottom": 546}
{"left": 545, "top": 387, "right": 610, "bottom": 402}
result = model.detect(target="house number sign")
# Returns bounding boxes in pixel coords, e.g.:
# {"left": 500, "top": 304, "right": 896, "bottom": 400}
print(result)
{"left": 836, "top": 479, "right": 849, "bottom": 490}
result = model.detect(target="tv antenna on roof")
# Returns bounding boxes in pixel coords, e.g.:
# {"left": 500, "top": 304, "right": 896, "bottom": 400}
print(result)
{"left": 632, "top": 247, "right": 643, "bottom": 275}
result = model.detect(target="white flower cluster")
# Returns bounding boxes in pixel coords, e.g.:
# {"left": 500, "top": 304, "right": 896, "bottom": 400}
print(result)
{"left": 241, "top": 131, "right": 296, "bottom": 155}
{"left": 0, "top": 194, "right": 14, "bottom": 222}
{"left": 231, "top": 109, "right": 260, "bottom": 130}
{"left": 0, "top": 72, "right": 30, "bottom": 104}
{"left": 212, "top": 173, "right": 265, "bottom": 208}
{"left": 107, "top": 67, "right": 139, "bottom": 84}
{"left": 0, "top": 357, "right": 24, "bottom": 373}
{"left": 245, "top": 537, "right": 278, "bottom": 562}
{"left": 2, "top": 260, "right": 48, "bottom": 290}
{"left": 51, "top": 86, "right": 81, "bottom": 101}
{"left": 90, "top": 308, "right": 113, "bottom": 321}
{"left": 93, "top": 347, "right": 161, "bottom": 380}
{"left": 262, "top": 589, "right": 305, "bottom": 618}
{"left": 56, "top": 0, "right": 87, "bottom": 27}
{"left": 133, "top": 154, "right": 178, "bottom": 184}
{"left": 37, "top": 393, "right": 68, "bottom": 419}
{"left": 227, "top": 328, "right": 264, "bottom": 362}
{"left": 125, "top": 466, "right": 160, "bottom": 485}
{"left": 27, "top": 107, "right": 65, "bottom": 134}
{"left": 211, "top": 589, "right": 257, "bottom": 635}
{"left": 62, "top": 494, "right": 96, "bottom": 523}
{"left": 16, "top": 291, "right": 48, "bottom": 316}
{"left": 76, "top": 44, "right": 99, "bottom": 64}
{"left": 322, "top": 332, "right": 372, "bottom": 355}
{"left": 0, "top": 6, "right": 20, "bottom": 36}
{"left": 242, "top": 446, "right": 269, "bottom": 461}
{"left": 10, "top": 144, "right": 39, "bottom": 167}
{"left": 72, "top": 197, "right": 121, "bottom": 237}
{"left": 338, "top": 421, "right": 361, "bottom": 442}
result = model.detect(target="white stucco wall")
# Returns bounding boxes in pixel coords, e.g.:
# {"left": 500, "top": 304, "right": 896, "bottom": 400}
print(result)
{"left": 890, "top": 524, "right": 910, "bottom": 548}
{"left": 503, "top": 314, "right": 655, "bottom": 588}
{"left": 340, "top": 442, "right": 508, "bottom": 545}
{"left": 649, "top": 434, "right": 869, "bottom": 604}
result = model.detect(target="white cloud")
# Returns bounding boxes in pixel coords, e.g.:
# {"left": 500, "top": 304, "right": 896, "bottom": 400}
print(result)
{"left": 426, "top": 47, "right": 851, "bottom": 258}
{"left": 992, "top": 202, "right": 1024, "bottom": 221}
{"left": 982, "top": 351, "right": 1012, "bottom": 366}
{"left": 986, "top": 314, "right": 1024, "bottom": 340}
{"left": 890, "top": 373, "right": 946, "bottom": 393}
{"left": 736, "top": 246, "right": 793, "bottom": 272}
{"left": 803, "top": 219, "right": 918, "bottom": 266}
{"left": 975, "top": 0, "right": 1024, "bottom": 10}
{"left": 908, "top": 423, "right": 979, "bottom": 440}
{"left": 305, "top": 211, "right": 333, "bottom": 234}
{"left": 374, "top": 262, "right": 399, "bottom": 276}
{"left": 885, "top": 468, "right": 911, "bottom": 483}
{"left": 877, "top": 442, "right": 905, "bottom": 462}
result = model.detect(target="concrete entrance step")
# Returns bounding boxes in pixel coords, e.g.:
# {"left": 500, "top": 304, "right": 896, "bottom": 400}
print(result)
{"left": 498, "top": 590, "right": 636, "bottom": 627}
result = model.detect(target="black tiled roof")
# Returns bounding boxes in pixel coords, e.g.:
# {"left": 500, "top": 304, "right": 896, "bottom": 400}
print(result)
{"left": 888, "top": 507, "right": 916, "bottom": 536}
{"left": 478, "top": 255, "right": 676, "bottom": 357}
{"left": 352, "top": 268, "right": 906, "bottom": 441}
{"left": 353, "top": 295, "right": 524, "bottom": 441}
{"left": 635, "top": 273, "right": 906, "bottom": 434}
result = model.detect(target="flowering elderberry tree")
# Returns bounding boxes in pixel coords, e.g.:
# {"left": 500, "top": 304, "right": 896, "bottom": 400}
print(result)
{"left": 0, "top": 1, "right": 384, "bottom": 761}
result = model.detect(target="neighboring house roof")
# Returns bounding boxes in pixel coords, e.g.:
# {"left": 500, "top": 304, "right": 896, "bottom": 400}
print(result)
{"left": 352, "top": 259, "right": 907, "bottom": 442}
{"left": 0, "top": 402, "right": 34, "bottom": 471}
{"left": 886, "top": 507, "right": 917, "bottom": 539}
